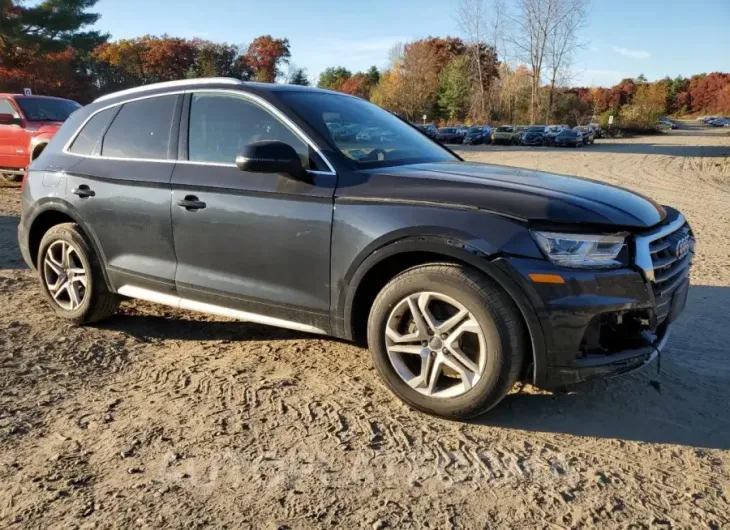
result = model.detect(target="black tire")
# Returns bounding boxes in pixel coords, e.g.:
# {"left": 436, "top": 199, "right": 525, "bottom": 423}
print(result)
{"left": 2, "top": 173, "right": 22, "bottom": 183}
{"left": 367, "top": 263, "right": 526, "bottom": 419}
{"left": 37, "top": 222, "right": 120, "bottom": 324}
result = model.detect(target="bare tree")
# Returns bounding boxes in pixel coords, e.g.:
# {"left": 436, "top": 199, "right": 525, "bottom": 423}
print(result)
{"left": 506, "top": 0, "right": 588, "bottom": 123}
{"left": 544, "top": 0, "right": 588, "bottom": 122}
{"left": 455, "top": 0, "right": 488, "bottom": 118}
{"left": 455, "top": 0, "right": 505, "bottom": 120}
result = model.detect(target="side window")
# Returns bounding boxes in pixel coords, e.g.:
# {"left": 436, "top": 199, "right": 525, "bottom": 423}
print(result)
{"left": 69, "top": 108, "right": 116, "bottom": 155}
{"left": 0, "top": 99, "right": 18, "bottom": 117}
{"left": 102, "top": 95, "right": 177, "bottom": 160}
{"left": 188, "top": 93, "right": 309, "bottom": 168}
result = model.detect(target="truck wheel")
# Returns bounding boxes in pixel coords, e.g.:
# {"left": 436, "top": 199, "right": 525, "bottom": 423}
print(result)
{"left": 1, "top": 173, "right": 22, "bottom": 183}
{"left": 367, "top": 263, "right": 525, "bottom": 419}
{"left": 37, "top": 223, "right": 120, "bottom": 324}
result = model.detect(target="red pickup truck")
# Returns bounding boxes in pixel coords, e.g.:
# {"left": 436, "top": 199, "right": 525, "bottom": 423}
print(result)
{"left": 0, "top": 94, "right": 81, "bottom": 182}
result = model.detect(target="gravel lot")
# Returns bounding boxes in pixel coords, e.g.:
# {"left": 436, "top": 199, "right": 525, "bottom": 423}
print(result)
{"left": 1, "top": 124, "right": 729, "bottom": 529}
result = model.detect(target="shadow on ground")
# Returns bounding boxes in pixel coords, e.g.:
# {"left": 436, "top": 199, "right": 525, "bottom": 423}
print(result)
{"left": 476, "top": 285, "right": 730, "bottom": 450}
{"left": 95, "top": 312, "right": 314, "bottom": 343}
{"left": 0, "top": 216, "right": 25, "bottom": 270}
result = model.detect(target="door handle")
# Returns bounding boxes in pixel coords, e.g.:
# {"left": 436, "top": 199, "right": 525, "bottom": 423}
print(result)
{"left": 177, "top": 195, "right": 206, "bottom": 210}
{"left": 72, "top": 185, "right": 95, "bottom": 198}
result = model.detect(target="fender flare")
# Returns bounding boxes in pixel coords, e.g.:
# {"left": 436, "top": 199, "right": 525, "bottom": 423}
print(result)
{"left": 25, "top": 198, "right": 115, "bottom": 291}
{"left": 29, "top": 135, "right": 52, "bottom": 161}
{"left": 339, "top": 235, "right": 548, "bottom": 386}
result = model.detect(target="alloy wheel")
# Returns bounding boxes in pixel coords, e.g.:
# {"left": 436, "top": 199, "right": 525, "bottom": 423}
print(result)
{"left": 43, "top": 240, "right": 88, "bottom": 311}
{"left": 384, "top": 292, "right": 487, "bottom": 399}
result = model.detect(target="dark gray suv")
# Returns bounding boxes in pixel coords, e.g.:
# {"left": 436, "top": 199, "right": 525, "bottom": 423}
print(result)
{"left": 18, "top": 78, "right": 694, "bottom": 419}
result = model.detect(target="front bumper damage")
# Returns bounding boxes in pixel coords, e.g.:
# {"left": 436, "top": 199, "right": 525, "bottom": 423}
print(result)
{"left": 495, "top": 212, "right": 692, "bottom": 387}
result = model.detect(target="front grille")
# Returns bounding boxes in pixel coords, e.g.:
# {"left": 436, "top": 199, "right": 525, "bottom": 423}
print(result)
{"left": 643, "top": 221, "right": 694, "bottom": 324}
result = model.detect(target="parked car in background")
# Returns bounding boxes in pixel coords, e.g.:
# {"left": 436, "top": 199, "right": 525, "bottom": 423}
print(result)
{"left": 356, "top": 127, "right": 396, "bottom": 143}
{"left": 544, "top": 125, "right": 564, "bottom": 146}
{"left": 574, "top": 126, "right": 595, "bottom": 145}
{"left": 588, "top": 123, "right": 603, "bottom": 138}
{"left": 521, "top": 125, "right": 548, "bottom": 146}
{"left": 463, "top": 125, "right": 492, "bottom": 145}
{"left": 492, "top": 125, "right": 525, "bottom": 145}
{"left": 417, "top": 124, "right": 438, "bottom": 139}
{"left": 456, "top": 126, "right": 468, "bottom": 140}
{"left": 709, "top": 117, "right": 729, "bottom": 127}
{"left": 657, "top": 118, "right": 679, "bottom": 129}
{"left": 0, "top": 93, "right": 81, "bottom": 182}
{"left": 436, "top": 127, "right": 464, "bottom": 144}
{"left": 19, "top": 77, "right": 694, "bottom": 419}
{"left": 554, "top": 128, "right": 584, "bottom": 147}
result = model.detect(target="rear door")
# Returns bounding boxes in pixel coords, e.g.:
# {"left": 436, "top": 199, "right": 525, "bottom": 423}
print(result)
{"left": 65, "top": 94, "right": 182, "bottom": 296}
{"left": 0, "top": 98, "right": 27, "bottom": 169}
{"left": 169, "top": 90, "right": 336, "bottom": 331}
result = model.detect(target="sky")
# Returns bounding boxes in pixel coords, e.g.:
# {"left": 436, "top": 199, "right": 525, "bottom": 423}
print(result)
{"left": 92, "top": 0, "right": 730, "bottom": 87}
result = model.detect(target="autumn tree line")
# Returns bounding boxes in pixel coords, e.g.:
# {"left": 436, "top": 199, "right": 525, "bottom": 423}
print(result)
{"left": 2, "top": 0, "right": 729, "bottom": 130}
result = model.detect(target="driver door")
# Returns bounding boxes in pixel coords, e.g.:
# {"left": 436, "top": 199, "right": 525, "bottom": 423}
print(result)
{"left": 169, "top": 91, "right": 337, "bottom": 331}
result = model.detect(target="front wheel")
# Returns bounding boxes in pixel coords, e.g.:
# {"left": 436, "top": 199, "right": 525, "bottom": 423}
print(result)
{"left": 367, "top": 264, "right": 525, "bottom": 419}
{"left": 37, "top": 223, "right": 120, "bottom": 324}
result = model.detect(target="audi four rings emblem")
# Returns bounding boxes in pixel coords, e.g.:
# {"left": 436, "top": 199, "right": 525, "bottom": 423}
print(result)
{"left": 674, "top": 235, "right": 691, "bottom": 259}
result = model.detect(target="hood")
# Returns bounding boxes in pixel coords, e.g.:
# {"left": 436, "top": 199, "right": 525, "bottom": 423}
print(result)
{"left": 360, "top": 161, "right": 666, "bottom": 228}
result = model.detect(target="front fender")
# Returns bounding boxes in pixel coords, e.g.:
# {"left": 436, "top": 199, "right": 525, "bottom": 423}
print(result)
{"left": 331, "top": 201, "right": 549, "bottom": 386}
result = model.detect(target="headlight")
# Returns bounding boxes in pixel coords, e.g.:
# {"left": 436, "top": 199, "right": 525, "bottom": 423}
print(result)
{"left": 532, "top": 231, "right": 627, "bottom": 268}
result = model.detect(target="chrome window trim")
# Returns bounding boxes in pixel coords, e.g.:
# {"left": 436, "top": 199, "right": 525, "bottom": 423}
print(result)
{"left": 63, "top": 88, "right": 337, "bottom": 176}
{"left": 188, "top": 89, "right": 336, "bottom": 174}
{"left": 634, "top": 214, "right": 687, "bottom": 282}
{"left": 63, "top": 90, "right": 187, "bottom": 155}
{"left": 93, "top": 77, "right": 243, "bottom": 103}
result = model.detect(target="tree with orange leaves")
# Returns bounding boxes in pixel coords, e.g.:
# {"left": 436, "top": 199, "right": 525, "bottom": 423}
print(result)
{"left": 242, "top": 35, "right": 291, "bottom": 83}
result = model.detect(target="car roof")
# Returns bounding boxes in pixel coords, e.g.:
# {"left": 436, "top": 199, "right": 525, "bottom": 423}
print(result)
{"left": 0, "top": 93, "right": 77, "bottom": 101}
{"left": 93, "top": 77, "right": 350, "bottom": 105}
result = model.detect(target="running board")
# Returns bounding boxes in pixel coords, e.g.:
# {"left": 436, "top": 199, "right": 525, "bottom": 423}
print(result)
{"left": 117, "top": 285, "right": 326, "bottom": 335}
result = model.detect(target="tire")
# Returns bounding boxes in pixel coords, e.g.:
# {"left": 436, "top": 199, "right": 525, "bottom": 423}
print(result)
{"left": 37, "top": 222, "right": 120, "bottom": 324}
{"left": 367, "top": 263, "right": 525, "bottom": 419}
{"left": 2, "top": 173, "right": 22, "bottom": 183}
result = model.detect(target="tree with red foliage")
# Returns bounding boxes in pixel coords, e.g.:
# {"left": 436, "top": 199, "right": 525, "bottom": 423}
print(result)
{"left": 689, "top": 72, "right": 730, "bottom": 113}
{"left": 242, "top": 35, "right": 291, "bottom": 83}
{"left": 339, "top": 74, "right": 370, "bottom": 99}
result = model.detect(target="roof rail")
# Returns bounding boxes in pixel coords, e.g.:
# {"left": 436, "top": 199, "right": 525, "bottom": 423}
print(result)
{"left": 94, "top": 77, "right": 244, "bottom": 103}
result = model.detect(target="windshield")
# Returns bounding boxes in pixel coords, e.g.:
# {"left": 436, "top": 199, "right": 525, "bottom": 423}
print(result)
{"left": 496, "top": 126, "right": 512, "bottom": 132}
{"left": 527, "top": 126, "right": 545, "bottom": 133}
{"left": 439, "top": 128, "right": 456, "bottom": 133}
{"left": 278, "top": 91, "right": 455, "bottom": 168}
{"left": 15, "top": 97, "right": 80, "bottom": 122}
{"left": 467, "top": 127, "right": 482, "bottom": 133}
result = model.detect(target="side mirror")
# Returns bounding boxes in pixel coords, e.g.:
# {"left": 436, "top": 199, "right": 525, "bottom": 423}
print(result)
{"left": 235, "top": 141, "right": 305, "bottom": 179}
{"left": 0, "top": 113, "right": 22, "bottom": 126}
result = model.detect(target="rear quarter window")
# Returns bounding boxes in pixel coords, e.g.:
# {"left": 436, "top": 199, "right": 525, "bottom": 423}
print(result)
{"left": 68, "top": 107, "right": 117, "bottom": 156}
{"left": 101, "top": 95, "right": 178, "bottom": 160}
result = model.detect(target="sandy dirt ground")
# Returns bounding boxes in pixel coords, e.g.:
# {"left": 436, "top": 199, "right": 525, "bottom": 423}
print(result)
{"left": 1, "top": 124, "right": 729, "bottom": 529}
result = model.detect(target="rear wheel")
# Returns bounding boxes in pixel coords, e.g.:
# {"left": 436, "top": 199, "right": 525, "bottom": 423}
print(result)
{"left": 1, "top": 173, "right": 22, "bottom": 183}
{"left": 37, "top": 223, "right": 120, "bottom": 324}
{"left": 367, "top": 264, "right": 525, "bottom": 419}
